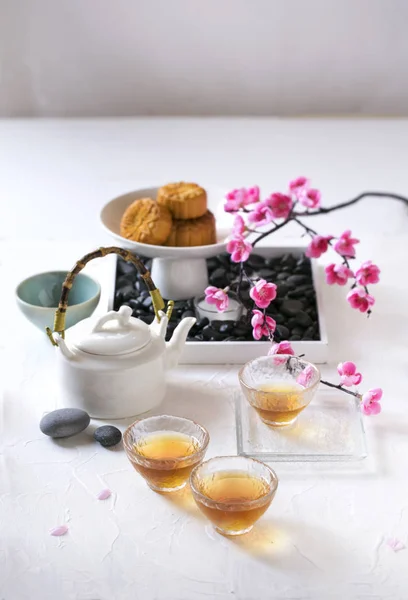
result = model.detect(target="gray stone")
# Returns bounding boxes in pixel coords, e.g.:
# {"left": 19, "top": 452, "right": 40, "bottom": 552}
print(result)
{"left": 40, "top": 408, "right": 90, "bottom": 439}
{"left": 94, "top": 425, "right": 122, "bottom": 447}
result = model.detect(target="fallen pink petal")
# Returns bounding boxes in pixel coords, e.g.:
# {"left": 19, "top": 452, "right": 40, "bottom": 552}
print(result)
{"left": 387, "top": 538, "right": 406, "bottom": 552}
{"left": 97, "top": 489, "right": 112, "bottom": 500}
{"left": 50, "top": 525, "right": 68, "bottom": 537}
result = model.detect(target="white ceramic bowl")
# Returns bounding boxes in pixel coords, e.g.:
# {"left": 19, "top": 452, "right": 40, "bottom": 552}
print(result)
{"left": 99, "top": 186, "right": 232, "bottom": 259}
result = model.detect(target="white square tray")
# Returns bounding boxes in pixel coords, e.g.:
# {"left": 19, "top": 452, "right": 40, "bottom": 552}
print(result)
{"left": 235, "top": 389, "right": 367, "bottom": 462}
{"left": 107, "top": 242, "right": 328, "bottom": 364}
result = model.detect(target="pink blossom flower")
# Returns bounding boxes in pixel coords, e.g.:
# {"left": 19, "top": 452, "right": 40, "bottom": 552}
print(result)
{"left": 97, "top": 489, "right": 112, "bottom": 500}
{"left": 299, "top": 188, "right": 321, "bottom": 209}
{"left": 337, "top": 361, "right": 362, "bottom": 386}
{"left": 325, "top": 263, "right": 354, "bottom": 286}
{"left": 355, "top": 261, "right": 380, "bottom": 286}
{"left": 387, "top": 538, "right": 406, "bottom": 552}
{"left": 226, "top": 236, "right": 252, "bottom": 263}
{"left": 204, "top": 286, "right": 229, "bottom": 311}
{"left": 251, "top": 309, "right": 276, "bottom": 340}
{"left": 269, "top": 354, "right": 288, "bottom": 365}
{"left": 361, "top": 388, "right": 382, "bottom": 416}
{"left": 289, "top": 176, "right": 310, "bottom": 197}
{"left": 232, "top": 214, "right": 246, "bottom": 236}
{"left": 249, "top": 279, "right": 277, "bottom": 309}
{"left": 268, "top": 341, "right": 295, "bottom": 356}
{"left": 247, "top": 202, "right": 275, "bottom": 227}
{"left": 334, "top": 230, "right": 360, "bottom": 258}
{"left": 264, "top": 193, "right": 293, "bottom": 220}
{"left": 305, "top": 235, "right": 333, "bottom": 258}
{"left": 297, "top": 365, "right": 315, "bottom": 387}
{"left": 224, "top": 186, "right": 260, "bottom": 212}
{"left": 50, "top": 525, "right": 68, "bottom": 537}
{"left": 347, "top": 288, "right": 375, "bottom": 313}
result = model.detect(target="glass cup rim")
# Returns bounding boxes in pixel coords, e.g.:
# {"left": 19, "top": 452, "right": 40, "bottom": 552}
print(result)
{"left": 238, "top": 354, "right": 321, "bottom": 395}
{"left": 123, "top": 414, "right": 210, "bottom": 464}
{"left": 189, "top": 455, "right": 279, "bottom": 510}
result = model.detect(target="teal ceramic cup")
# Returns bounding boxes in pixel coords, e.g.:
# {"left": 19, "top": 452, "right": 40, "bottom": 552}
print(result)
{"left": 16, "top": 271, "right": 101, "bottom": 332}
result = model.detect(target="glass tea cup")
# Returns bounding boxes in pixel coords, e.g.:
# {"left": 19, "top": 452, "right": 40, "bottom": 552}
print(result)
{"left": 239, "top": 355, "right": 320, "bottom": 427}
{"left": 190, "top": 456, "right": 278, "bottom": 536}
{"left": 123, "top": 415, "right": 210, "bottom": 492}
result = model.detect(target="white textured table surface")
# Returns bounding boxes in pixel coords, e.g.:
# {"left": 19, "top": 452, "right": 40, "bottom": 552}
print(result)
{"left": 1, "top": 119, "right": 408, "bottom": 600}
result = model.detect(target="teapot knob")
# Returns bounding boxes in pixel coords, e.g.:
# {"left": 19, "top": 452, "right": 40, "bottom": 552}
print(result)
{"left": 91, "top": 305, "right": 132, "bottom": 334}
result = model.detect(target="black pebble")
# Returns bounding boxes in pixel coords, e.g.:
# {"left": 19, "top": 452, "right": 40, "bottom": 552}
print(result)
{"left": 207, "top": 257, "right": 219, "bottom": 271}
{"left": 121, "top": 285, "right": 137, "bottom": 302}
{"left": 258, "top": 268, "right": 276, "bottom": 279}
{"left": 281, "top": 299, "right": 304, "bottom": 317}
{"left": 209, "top": 267, "right": 229, "bottom": 288}
{"left": 195, "top": 317, "right": 209, "bottom": 330}
{"left": 211, "top": 331, "right": 228, "bottom": 341}
{"left": 266, "top": 257, "right": 281, "bottom": 268}
{"left": 139, "top": 314, "right": 154, "bottom": 325}
{"left": 117, "top": 275, "right": 133, "bottom": 289}
{"left": 114, "top": 251, "right": 319, "bottom": 347}
{"left": 219, "top": 322, "right": 234, "bottom": 334}
{"left": 287, "top": 274, "right": 309, "bottom": 286}
{"left": 165, "top": 321, "right": 178, "bottom": 340}
{"left": 289, "top": 334, "right": 301, "bottom": 341}
{"left": 275, "top": 325, "right": 290, "bottom": 339}
{"left": 117, "top": 260, "right": 137, "bottom": 276}
{"left": 304, "top": 325, "right": 317, "bottom": 338}
{"left": 126, "top": 298, "right": 141, "bottom": 310}
{"left": 142, "top": 296, "right": 153, "bottom": 309}
{"left": 182, "top": 310, "right": 195, "bottom": 319}
{"left": 239, "top": 289, "right": 251, "bottom": 303}
{"left": 247, "top": 254, "right": 266, "bottom": 269}
{"left": 280, "top": 254, "right": 297, "bottom": 268}
{"left": 294, "top": 311, "right": 312, "bottom": 327}
{"left": 94, "top": 425, "right": 122, "bottom": 448}
{"left": 276, "top": 283, "right": 290, "bottom": 298}
{"left": 218, "top": 253, "right": 231, "bottom": 267}
{"left": 273, "top": 313, "right": 285, "bottom": 325}
{"left": 202, "top": 325, "right": 216, "bottom": 340}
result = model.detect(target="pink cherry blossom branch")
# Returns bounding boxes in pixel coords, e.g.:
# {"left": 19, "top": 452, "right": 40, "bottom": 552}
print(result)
{"left": 319, "top": 379, "right": 360, "bottom": 398}
{"left": 252, "top": 219, "right": 290, "bottom": 247}
{"left": 293, "top": 191, "right": 408, "bottom": 218}
{"left": 269, "top": 344, "right": 383, "bottom": 416}
{"left": 218, "top": 179, "right": 389, "bottom": 340}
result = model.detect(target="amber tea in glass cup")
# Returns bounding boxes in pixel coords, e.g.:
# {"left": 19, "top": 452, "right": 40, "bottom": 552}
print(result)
{"left": 239, "top": 355, "right": 320, "bottom": 427}
{"left": 190, "top": 456, "right": 278, "bottom": 536}
{"left": 123, "top": 415, "right": 209, "bottom": 492}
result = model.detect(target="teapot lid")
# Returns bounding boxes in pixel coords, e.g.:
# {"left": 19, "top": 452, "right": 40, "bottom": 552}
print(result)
{"left": 73, "top": 306, "right": 151, "bottom": 356}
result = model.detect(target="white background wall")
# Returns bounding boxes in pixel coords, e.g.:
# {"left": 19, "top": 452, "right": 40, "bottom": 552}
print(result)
{"left": 1, "top": 0, "right": 408, "bottom": 117}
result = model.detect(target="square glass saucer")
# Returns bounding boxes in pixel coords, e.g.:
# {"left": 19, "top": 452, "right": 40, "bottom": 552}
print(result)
{"left": 235, "top": 388, "right": 367, "bottom": 462}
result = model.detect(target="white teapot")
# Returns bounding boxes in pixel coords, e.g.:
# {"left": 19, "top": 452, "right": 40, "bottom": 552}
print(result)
{"left": 54, "top": 305, "right": 195, "bottom": 419}
{"left": 45, "top": 246, "right": 196, "bottom": 419}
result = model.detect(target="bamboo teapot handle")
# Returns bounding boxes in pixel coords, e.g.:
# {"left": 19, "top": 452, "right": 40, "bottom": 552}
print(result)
{"left": 46, "top": 246, "right": 172, "bottom": 346}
